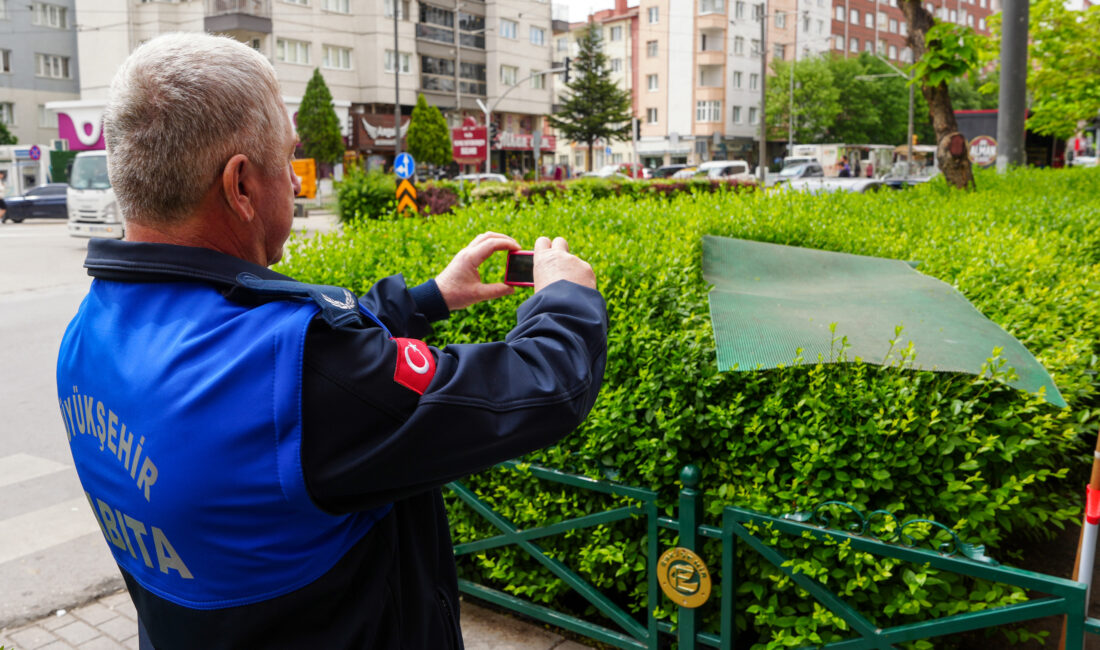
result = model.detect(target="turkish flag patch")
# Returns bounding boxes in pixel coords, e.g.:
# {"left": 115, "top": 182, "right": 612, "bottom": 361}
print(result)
{"left": 392, "top": 338, "right": 436, "bottom": 395}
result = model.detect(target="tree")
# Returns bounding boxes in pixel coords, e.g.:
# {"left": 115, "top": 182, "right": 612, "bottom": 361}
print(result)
{"left": 0, "top": 120, "right": 16, "bottom": 145}
{"left": 1023, "top": 0, "right": 1100, "bottom": 140}
{"left": 406, "top": 94, "right": 453, "bottom": 168}
{"left": 297, "top": 69, "right": 344, "bottom": 174}
{"left": 765, "top": 56, "right": 841, "bottom": 143}
{"left": 547, "top": 24, "right": 633, "bottom": 171}
{"left": 900, "top": 3, "right": 979, "bottom": 189}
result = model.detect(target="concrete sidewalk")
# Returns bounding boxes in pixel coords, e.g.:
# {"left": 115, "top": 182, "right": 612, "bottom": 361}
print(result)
{"left": 0, "top": 588, "right": 594, "bottom": 650}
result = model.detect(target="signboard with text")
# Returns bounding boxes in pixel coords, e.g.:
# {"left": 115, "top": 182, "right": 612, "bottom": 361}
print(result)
{"left": 968, "top": 135, "right": 997, "bottom": 167}
{"left": 452, "top": 126, "right": 488, "bottom": 163}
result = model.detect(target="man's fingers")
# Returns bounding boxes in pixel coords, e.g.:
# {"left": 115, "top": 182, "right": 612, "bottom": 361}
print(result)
{"left": 534, "top": 236, "right": 552, "bottom": 251}
{"left": 479, "top": 283, "right": 516, "bottom": 301}
{"left": 552, "top": 236, "right": 569, "bottom": 252}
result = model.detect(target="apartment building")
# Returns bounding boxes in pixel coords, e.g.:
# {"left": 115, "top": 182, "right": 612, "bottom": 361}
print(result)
{"left": 0, "top": 0, "right": 81, "bottom": 146}
{"left": 553, "top": 0, "right": 836, "bottom": 172}
{"left": 47, "top": 0, "right": 554, "bottom": 172}
{"left": 829, "top": 0, "right": 999, "bottom": 64}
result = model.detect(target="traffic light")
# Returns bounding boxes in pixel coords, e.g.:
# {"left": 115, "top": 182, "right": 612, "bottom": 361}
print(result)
{"left": 633, "top": 118, "right": 640, "bottom": 140}
{"left": 488, "top": 123, "right": 499, "bottom": 145}
{"left": 563, "top": 57, "right": 571, "bottom": 84}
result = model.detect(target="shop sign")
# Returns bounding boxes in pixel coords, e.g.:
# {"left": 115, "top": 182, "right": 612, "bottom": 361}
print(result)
{"left": 452, "top": 126, "right": 488, "bottom": 163}
{"left": 969, "top": 135, "right": 997, "bottom": 167}
{"left": 355, "top": 114, "right": 410, "bottom": 152}
{"left": 496, "top": 131, "right": 557, "bottom": 151}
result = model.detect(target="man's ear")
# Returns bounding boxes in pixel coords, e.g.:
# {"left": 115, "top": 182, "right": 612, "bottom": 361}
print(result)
{"left": 221, "top": 154, "right": 257, "bottom": 223}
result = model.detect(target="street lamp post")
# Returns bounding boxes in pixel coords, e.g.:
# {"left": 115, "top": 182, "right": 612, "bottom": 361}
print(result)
{"left": 856, "top": 56, "right": 913, "bottom": 180}
{"left": 758, "top": 0, "right": 767, "bottom": 185}
{"left": 477, "top": 65, "right": 567, "bottom": 176}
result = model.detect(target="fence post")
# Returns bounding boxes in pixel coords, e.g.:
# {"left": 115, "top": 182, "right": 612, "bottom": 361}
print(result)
{"left": 679, "top": 465, "right": 702, "bottom": 650}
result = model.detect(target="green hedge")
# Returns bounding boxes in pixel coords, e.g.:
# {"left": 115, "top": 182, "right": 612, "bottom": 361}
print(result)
{"left": 279, "top": 167, "right": 1100, "bottom": 648}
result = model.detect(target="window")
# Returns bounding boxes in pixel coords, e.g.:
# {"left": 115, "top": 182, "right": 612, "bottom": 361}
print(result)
{"left": 610, "top": 26, "right": 623, "bottom": 41}
{"left": 889, "top": 18, "right": 897, "bottom": 32}
{"left": 748, "top": 106, "right": 758, "bottom": 124}
{"left": 733, "top": 36, "right": 744, "bottom": 55}
{"left": 967, "top": 13, "right": 974, "bottom": 26}
{"left": 647, "top": 6, "right": 659, "bottom": 23}
{"left": 864, "top": 12, "right": 873, "bottom": 27}
{"left": 949, "top": 9, "right": 957, "bottom": 22}
{"left": 888, "top": 44, "right": 897, "bottom": 59}
{"left": 500, "top": 18, "right": 517, "bottom": 39}
{"left": 0, "top": 0, "right": 6, "bottom": 20}
{"left": 849, "top": 9, "right": 859, "bottom": 24}
{"left": 700, "top": 0, "right": 724, "bottom": 14}
{"left": 611, "top": 58, "right": 623, "bottom": 72}
{"left": 901, "top": 47, "right": 912, "bottom": 62}
{"left": 979, "top": 17, "right": 985, "bottom": 30}
{"left": 0, "top": 102, "right": 13, "bottom": 125}
{"left": 322, "top": 0, "right": 349, "bottom": 12}
{"left": 276, "top": 38, "right": 310, "bottom": 65}
{"left": 646, "top": 107, "right": 658, "bottom": 123}
{"left": 322, "top": 45, "right": 352, "bottom": 70}
{"left": 421, "top": 56, "right": 454, "bottom": 91}
{"left": 1, "top": 49, "right": 10, "bottom": 74}
{"left": 775, "top": 11, "right": 786, "bottom": 28}
{"left": 899, "top": 21, "right": 907, "bottom": 35}
{"left": 732, "top": 106, "right": 741, "bottom": 123}
{"left": 500, "top": 64, "right": 517, "bottom": 85}
{"left": 817, "top": 19, "right": 824, "bottom": 34}
{"left": 750, "top": 39, "right": 760, "bottom": 55}
{"left": 557, "top": 37, "right": 569, "bottom": 52}
{"left": 646, "top": 74, "right": 658, "bottom": 91}
{"left": 32, "top": 2, "right": 67, "bottom": 28}
{"left": 384, "top": 0, "right": 409, "bottom": 19}
{"left": 834, "top": 5, "right": 844, "bottom": 21}
{"left": 35, "top": 53, "right": 70, "bottom": 78}
{"left": 531, "top": 71, "right": 545, "bottom": 89}
{"left": 736, "top": 1, "right": 745, "bottom": 18}
{"left": 732, "top": 70, "right": 742, "bottom": 88}
{"left": 749, "top": 73, "right": 758, "bottom": 90}
{"left": 647, "top": 40, "right": 658, "bottom": 57}
{"left": 877, "top": 39, "right": 886, "bottom": 54}
{"left": 38, "top": 104, "right": 55, "bottom": 128}
{"left": 864, "top": 40, "right": 873, "bottom": 52}
{"left": 803, "top": 14, "right": 810, "bottom": 31}
{"left": 529, "top": 26, "right": 545, "bottom": 45}
{"left": 774, "top": 43, "right": 785, "bottom": 59}
{"left": 385, "top": 50, "right": 411, "bottom": 73}
{"left": 695, "top": 100, "right": 721, "bottom": 122}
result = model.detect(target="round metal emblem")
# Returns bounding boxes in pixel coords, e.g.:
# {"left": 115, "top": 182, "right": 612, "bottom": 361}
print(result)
{"left": 657, "top": 547, "right": 712, "bottom": 608}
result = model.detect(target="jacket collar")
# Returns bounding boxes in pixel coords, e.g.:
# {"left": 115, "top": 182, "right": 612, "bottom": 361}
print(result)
{"left": 84, "top": 238, "right": 292, "bottom": 288}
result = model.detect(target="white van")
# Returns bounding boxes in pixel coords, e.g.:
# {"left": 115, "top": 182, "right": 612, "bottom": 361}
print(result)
{"left": 68, "top": 151, "right": 123, "bottom": 239}
{"left": 695, "top": 160, "right": 753, "bottom": 180}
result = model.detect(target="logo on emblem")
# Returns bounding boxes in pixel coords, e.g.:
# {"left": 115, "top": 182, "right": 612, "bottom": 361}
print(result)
{"left": 657, "top": 547, "right": 711, "bottom": 608}
{"left": 321, "top": 289, "right": 356, "bottom": 310}
{"left": 404, "top": 342, "right": 430, "bottom": 374}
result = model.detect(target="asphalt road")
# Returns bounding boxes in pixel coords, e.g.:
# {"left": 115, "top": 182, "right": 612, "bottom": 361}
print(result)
{"left": 0, "top": 213, "right": 337, "bottom": 628}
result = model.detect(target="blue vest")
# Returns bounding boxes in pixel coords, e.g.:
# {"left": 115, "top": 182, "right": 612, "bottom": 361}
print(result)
{"left": 56, "top": 278, "right": 392, "bottom": 609}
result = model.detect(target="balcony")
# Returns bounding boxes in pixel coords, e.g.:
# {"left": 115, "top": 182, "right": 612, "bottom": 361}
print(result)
{"left": 204, "top": 0, "right": 272, "bottom": 34}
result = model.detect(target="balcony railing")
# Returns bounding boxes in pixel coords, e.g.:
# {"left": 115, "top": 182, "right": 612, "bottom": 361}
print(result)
{"left": 205, "top": 0, "right": 271, "bottom": 18}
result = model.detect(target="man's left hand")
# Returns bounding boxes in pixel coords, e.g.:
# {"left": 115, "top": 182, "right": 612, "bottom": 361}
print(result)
{"left": 435, "top": 231, "right": 520, "bottom": 311}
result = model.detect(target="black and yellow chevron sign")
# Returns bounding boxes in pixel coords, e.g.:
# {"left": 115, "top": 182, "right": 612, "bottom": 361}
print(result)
{"left": 396, "top": 179, "right": 418, "bottom": 215}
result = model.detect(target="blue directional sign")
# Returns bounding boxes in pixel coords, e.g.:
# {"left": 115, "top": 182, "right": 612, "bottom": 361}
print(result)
{"left": 395, "top": 152, "right": 415, "bottom": 180}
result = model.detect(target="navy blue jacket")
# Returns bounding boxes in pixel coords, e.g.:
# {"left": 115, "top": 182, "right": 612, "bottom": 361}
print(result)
{"left": 71, "top": 239, "right": 608, "bottom": 649}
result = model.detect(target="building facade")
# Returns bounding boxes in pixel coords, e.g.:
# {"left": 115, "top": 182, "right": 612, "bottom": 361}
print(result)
{"left": 48, "top": 0, "right": 554, "bottom": 174}
{"left": 0, "top": 0, "right": 81, "bottom": 145}
{"left": 828, "top": 0, "right": 999, "bottom": 64}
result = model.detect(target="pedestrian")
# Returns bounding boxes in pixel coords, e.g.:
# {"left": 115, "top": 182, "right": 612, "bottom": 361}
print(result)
{"left": 56, "top": 33, "right": 607, "bottom": 650}
{"left": 0, "top": 170, "right": 7, "bottom": 222}
{"left": 852, "top": 156, "right": 862, "bottom": 177}
{"left": 838, "top": 156, "right": 852, "bottom": 177}
{"left": 865, "top": 160, "right": 874, "bottom": 178}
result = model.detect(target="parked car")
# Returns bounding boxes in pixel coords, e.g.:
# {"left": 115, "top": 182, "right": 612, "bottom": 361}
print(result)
{"left": 774, "top": 161, "right": 826, "bottom": 184}
{"left": 670, "top": 166, "right": 698, "bottom": 179}
{"left": 1069, "top": 155, "right": 1097, "bottom": 168}
{"left": 453, "top": 173, "right": 509, "bottom": 183}
{"left": 650, "top": 164, "right": 687, "bottom": 179}
{"left": 1, "top": 183, "right": 69, "bottom": 223}
{"left": 694, "top": 160, "right": 753, "bottom": 181}
{"left": 581, "top": 163, "right": 644, "bottom": 179}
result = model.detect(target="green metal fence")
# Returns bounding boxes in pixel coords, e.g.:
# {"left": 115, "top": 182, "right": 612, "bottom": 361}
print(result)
{"left": 448, "top": 461, "right": 1100, "bottom": 649}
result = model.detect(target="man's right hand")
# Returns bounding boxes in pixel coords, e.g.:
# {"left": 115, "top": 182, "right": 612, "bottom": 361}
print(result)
{"left": 533, "top": 236, "right": 596, "bottom": 292}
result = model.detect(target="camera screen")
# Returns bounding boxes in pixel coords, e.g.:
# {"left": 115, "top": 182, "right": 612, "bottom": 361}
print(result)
{"left": 506, "top": 253, "right": 534, "bottom": 284}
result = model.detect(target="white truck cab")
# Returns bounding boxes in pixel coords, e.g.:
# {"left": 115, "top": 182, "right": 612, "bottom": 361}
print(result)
{"left": 67, "top": 151, "right": 123, "bottom": 239}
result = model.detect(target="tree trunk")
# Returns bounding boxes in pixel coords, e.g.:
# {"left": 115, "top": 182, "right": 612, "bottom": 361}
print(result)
{"left": 586, "top": 139, "right": 595, "bottom": 172}
{"left": 900, "top": 1, "right": 975, "bottom": 190}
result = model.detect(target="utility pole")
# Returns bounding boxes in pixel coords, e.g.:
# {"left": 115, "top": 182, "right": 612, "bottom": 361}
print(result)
{"left": 394, "top": 0, "right": 401, "bottom": 159}
{"left": 759, "top": 0, "right": 768, "bottom": 185}
{"left": 455, "top": 0, "right": 462, "bottom": 125}
{"left": 788, "top": 11, "right": 796, "bottom": 152}
{"left": 996, "top": 0, "right": 1028, "bottom": 172}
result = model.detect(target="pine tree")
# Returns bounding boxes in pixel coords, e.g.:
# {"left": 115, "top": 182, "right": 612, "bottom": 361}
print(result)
{"left": 297, "top": 69, "right": 344, "bottom": 173}
{"left": 548, "top": 24, "right": 633, "bottom": 171}
{"left": 407, "top": 94, "right": 454, "bottom": 168}
{"left": 0, "top": 120, "right": 16, "bottom": 145}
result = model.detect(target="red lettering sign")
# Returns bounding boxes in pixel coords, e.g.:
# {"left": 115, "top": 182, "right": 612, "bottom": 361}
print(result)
{"left": 452, "top": 126, "right": 488, "bottom": 163}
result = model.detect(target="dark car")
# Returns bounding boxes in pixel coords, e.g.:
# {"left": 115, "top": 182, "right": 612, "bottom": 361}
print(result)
{"left": 651, "top": 164, "right": 688, "bottom": 179}
{"left": 2, "top": 183, "right": 69, "bottom": 223}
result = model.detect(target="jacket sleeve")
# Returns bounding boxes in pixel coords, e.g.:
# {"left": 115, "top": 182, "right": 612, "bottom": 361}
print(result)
{"left": 300, "top": 280, "right": 608, "bottom": 514}
{"left": 358, "top": 275, "right": 450, "bottom": 339}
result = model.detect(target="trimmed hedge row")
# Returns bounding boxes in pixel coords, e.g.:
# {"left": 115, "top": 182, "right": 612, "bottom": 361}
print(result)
{"left": 334, "top": 169, "right": 757, "bottom": 221}
{"left": 281, "top": 167, "right": 1100, "bottom": 648}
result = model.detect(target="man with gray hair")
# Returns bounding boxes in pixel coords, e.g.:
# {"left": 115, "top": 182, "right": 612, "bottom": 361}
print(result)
{"left": 56, "top": 33, "right": 607, "bottom": 649}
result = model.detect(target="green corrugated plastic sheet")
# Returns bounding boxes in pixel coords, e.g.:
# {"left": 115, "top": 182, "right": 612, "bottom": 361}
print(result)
{"left": 702, "top": 235, "right": 1065, "bottom": 407}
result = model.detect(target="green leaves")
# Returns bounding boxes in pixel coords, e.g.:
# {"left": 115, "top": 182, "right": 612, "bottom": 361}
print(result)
{"left": 406, "top": 94, "right": 454, "bottom": 168}
{"left": 1021, "top": 0, "right": 1100, "bottom": 139}
{"left": 910, "top": 23, "right": 983, "bottom": 88}
{"left": 297, "top": 69, "right": 344, "bottom": 167}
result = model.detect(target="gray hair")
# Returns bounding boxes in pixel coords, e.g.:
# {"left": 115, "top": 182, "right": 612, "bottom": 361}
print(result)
{"left": 104, "top": 33, "right": 287, "bottom": 225}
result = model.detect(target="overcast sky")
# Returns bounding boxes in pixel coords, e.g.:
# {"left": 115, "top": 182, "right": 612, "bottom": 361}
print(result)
{"left": 556, "top": 0, "right": 639, "bottom": 22}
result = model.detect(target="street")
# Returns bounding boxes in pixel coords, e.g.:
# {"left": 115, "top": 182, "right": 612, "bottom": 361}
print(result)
{"left": 0, "top": 213, "right": 337, "bottom": 629}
